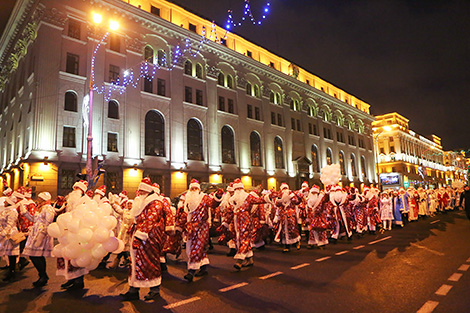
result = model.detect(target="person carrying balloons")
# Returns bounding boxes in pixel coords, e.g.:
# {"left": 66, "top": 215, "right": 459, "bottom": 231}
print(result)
{"left": 20, "top": 192, "right": 55, "bottom": 287}
{"left": 120, "top": 177, "right": 174, "bottom": 301}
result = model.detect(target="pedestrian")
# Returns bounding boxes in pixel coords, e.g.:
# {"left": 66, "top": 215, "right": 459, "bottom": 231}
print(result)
{"left": 379, "top": 192, "right": 393, "bottom": 231}
{"left": 0, "top": 195, "right": 20, "bottom": 281}
{"left": 14, "top": 187, "right": 34, "bottom": 271}
{"left": 306, "top": 185, "right": 328, "bottom": 249}
{"left": 272, "top": 183, "right": 301, "bottom": 253}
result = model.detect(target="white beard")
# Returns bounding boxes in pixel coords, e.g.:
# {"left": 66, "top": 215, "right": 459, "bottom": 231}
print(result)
{"left": 279, "top": 190, "right": 291, "bottom": 206}
{"left": 67, "top": 189, "right": 83, "bottom": 211}
{"left": 131, "top": 195, "right": 146, "bottom": 217}
{"left": 330, "top": 190, "right": 346, "bottom": 206}
{"left": 307, "top": 192, "right": 323, "bottom": 209}
{"left": 93, "top": 195, "right": 102, "bottom": 203}
{"left": 219, "top": 192, "right": 231, "bottom": 212}
{"left": 230, "top": 189, "right": 249, "bottom": 210}
{"left": 184, "top": 190, "right": 204, "bottom": 213}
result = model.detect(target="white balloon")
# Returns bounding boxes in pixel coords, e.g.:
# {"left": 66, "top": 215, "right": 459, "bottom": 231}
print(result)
{"left": 82, "top": 241, "right": 95, "bottom": 250}
{"left": 57, "top": 212, "right": 73, "bottom": 229}
{"left": 64, "top": 242, "right": 81, "bottom": 259}
{"left": 78, "top": 228, "right": 93, "bottom": 243}
{"left": 92, "top": 226, "right": 110, "bottom": 243}
{"left": 70, "top": 258, "right": 79, "bottom": 268}
{"left": 86, "top": 258, "right": 101, "bottom": 271}
{"left": 68, "top": 219, "right": 81, "bottom": 234}
{"left": 47, "top": 223, "right": 62, "bottom": 238}
{"left": 75, "top": 251, "right": 92, "bottom": 268}
{"left": 52, "top": 244, "right": 64, "bottom": 258}
{"left": 102, "top": 216, "right": 117, "bottom": 230}
{"left": 98, "top": 203, "right": 112, "bottom": 216}
{"left": 102, "top": 236, "right": 119, "bottom": 252}
{"left": 58, "top": 234, "right": 69, "bottom": 245}
{"left": 81, "top": 211, "right": 98, "bottom": 228}
{"left": 113, "top": 239, "right": 125, "bottom": 254}
{"left": 91, "top": 244, "right": 107, "bottom": 259}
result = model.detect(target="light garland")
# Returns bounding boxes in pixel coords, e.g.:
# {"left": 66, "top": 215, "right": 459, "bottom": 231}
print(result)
{"left": 225, "top": 0, "right": 271, "bottom": 30}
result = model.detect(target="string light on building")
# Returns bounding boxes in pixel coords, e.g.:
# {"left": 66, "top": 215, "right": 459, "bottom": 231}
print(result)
{"left": 225, "top": 0, "right": 271, "bottom": 30}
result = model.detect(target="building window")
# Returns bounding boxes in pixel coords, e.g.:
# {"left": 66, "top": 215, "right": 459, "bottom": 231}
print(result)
{"left": 339, "top": 152, "right": 346, "bottom": 175}
{"left": 326, "top": 148, "right": 333, "bottom": 165}
{"left": 195, "top": 63, "right": 203, "bottom": 79}
{"left": 337, "top": 132, "right": 344, "bottom": 143}
{"left": 151, "top": 5, "right": 161, "bottom": 16}
{"left": 189, "top": 23, "right": 197, "bottom": 33}
{"left": 291, "top": 118, "right": 295, "bottom": 130}
{"left": 60, "top": 169, "right": 76, "bottom": 191}
{"left": 63, "top": 126, "right": 76, "bottom": 148}
{"left": 187, "top": 119, "right": 203, "bottom": 161}
{"left": 144, "top": 46, "right": 154, "bottom": 63}
{"left": 105, "top": 171, "right": 122, "bottom": 195}
{"left": 109, "top": 34, "right": 120, "bottom": 52}
{"left": 253, "top": 85, "right": 260, "bottom": 97}
{"left": 227, "top": 75, "right": 234, "bottom": 89}
{"left": 157, "top": 78, "right": 166, "bottom": 96}
{"left": 380, "top": 147, "right": 385, "bottom": 154}
{"left": 311, "top": 145, "right": 320, "bottom": 172}
{"left": 185, "top": 86, "right": 192, "bottom": 103}
{"left": 277, "top": 113, "right": 282, "bottom": 126}
{"left": 144, "top": 77, "right": 153, "bottom": 93}
{"left": 157, "top": 50, "right": 166, "bottom": 67}
{"left": 68, "top": 20, "right": 81, "bottom": 40}
{"left": 64, "top": 91, "right": 77, "bottom": 112}
{"left": 247, "top": 104, "right": 253, "bottom": 119}
{"left": 271, "top": 112, "right": 276, "bottom": 124}
{"left": 247, "top": 50, "right": 253, "bottom": 58}
{"left": 296, "top": 119, "right": 301, "bottom": 131}
{"left": 196, "top": 89, "right": 203, "bottom": 105}
{"left": 109, "top": 64, "right": 120, "bottom": 83}
{"left": 324, "top": 127, "right": 332, "bottom": 139}
{"left": 351, "top": 154, "right": 357, "bottom": 176}
{"left": 145, "top": 110, "right": 165, "bottom": 157}
{"left": 228, "top": 99, "right": 234, "bottom": 114}
{"left": 108, "top": 100, "right": 119, "bottom": 119}
{"left": 250, "top": 131, "right": 262, "bottom": 166}
{"left": 107, "top": 133, "right": 118, "bottom": 152}
{"left": 269, "top": 91, "right": 275, "bottom": 103}
{"left": 255, "top": 107, "right": 261, "bottom": 120}
{"left": 390, "top": 145, "right": 395, "bottom": 153}
{"left": 220, "top": 38, "right": 227, "bottom": 46}
{"left": 274, "top": 136, "right": 284, "bottom": 169}
{"left": 66, "top": 53, "right": 79, "bottom": 75}
{"left": 361, "top": 156, "right": 367, "bottom": 178}
{"left": 221, "top": 126, "right": 235, "bottom": 164}
{"left": 269, "top": 62, "right": 275, "bottom": 69}
{"left": 246, "top": 82, "right": 252, "bottom": 96}
{"left": 184, "top": 60, "right": 192, "bottom": 75}
{"left": 218, "top": 72, "right": 225, "bottom": 86}
{"left": 308, "top": 123, "right": 312, "bottom": 134}
{"left": 218, "top": 96, "right": 225, "bottom": 111}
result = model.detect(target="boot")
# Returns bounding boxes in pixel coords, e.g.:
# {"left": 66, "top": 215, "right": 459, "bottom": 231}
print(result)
{"left": 120, "top": 289, "right": 139, "bottom": 301}
{"left": 144, "top": 288, "right": 160, "bottom": 301}
{"left": 195, "top": 265, "right": 208, "bottom": 277}
{"left": 61, "top": 279, "right": 74, "bottom": 289}
{"left": 160, "top": 262, "right": 168, "bottom": 272}
{"left": 33, "top": 275, "right": 49, "bottom": 287}
{"left": 242, "top": 257, "right": 254, "bottom": 267}
{"left": 233, "top": 259, "right": 243, "bottom": 270}
{"left": 184, "top": 269, "right": 196, "bottom": 282}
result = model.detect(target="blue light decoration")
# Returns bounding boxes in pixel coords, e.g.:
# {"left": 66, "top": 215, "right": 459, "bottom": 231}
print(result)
{"left": 225, "top": 0, "right": 271, "bottom": 30}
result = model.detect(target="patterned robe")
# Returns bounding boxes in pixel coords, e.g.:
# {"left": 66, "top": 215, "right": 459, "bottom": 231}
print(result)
{"left": 162, "top": 200, "right": 186, "bottom": 259}
{"left": 252, "top": 203, "right": 269, "bottom": 248}
{"left": 184, "top": 193, "right": 212, "bottom": 270}
{"left": 129, "top": 194, "right": 174, "bottom": 288}
{"left": 273, "top": 192, "right": 301, "bottom": 245}
{"left": 325, "top": 197, "right": 353, "bottom": 239}
{"left": 0, "top": 206, "right": 20, "bottom": 256}
{"left": 408, "top": 193, "right": 419, "bottom": 221}
{"left": 18, "top": 198, "right": 36, "bottom": 234}
{"left": 307, "top": 193, "right": 328, "bottom": 246}
{"left": 392, "top": 194, "right": 406, "bottom": 225}
{"left": 218, "top": 199, "right": 236, "bottom": 249}
{"left": 22, "top": 203, "right": 55, "bottom": 257}
{"left": 366, "top": 196, "right": 381, "bottom": 230}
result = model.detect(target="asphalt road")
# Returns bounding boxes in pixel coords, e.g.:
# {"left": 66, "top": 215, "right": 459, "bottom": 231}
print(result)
{"left": 0, "top": 210, "right": 469, "bottom": 313}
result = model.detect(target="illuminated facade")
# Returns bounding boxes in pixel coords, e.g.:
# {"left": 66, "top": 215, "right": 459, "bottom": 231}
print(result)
{"left": 372, "top": 113, "right": 450, "bottom": 189}
{"left": 0, "top": 0, "right": 376, "bottom": 198}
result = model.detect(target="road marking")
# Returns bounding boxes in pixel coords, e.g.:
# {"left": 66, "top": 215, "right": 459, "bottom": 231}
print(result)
{"left": 448, "top": 273, "right": 462, "bottom": 282}
{"left": 417, "top": 300, "right": 439, "bottom": 313}
{"left": 163, "top": 297, "right": 201, "bottom": 309}
{"left": 259, "top": 271, "right": 283, "bottom": 280}
{"left": 430, "top": 220, "right": 440, "bottom": 224}
{"left": 458, "top": 264, "right": 470, "bottom": 271}
{"left": 315, "top": 256, "right": 331, "bottom": 262}
{"left": 335, "top": 250, "right": 349, "bottom": 256}
{"left": 291, "top": 263, "right": 310, "bottom": 270}
{"left": 368, "top": 236, "right": 392, "bottom": 245}
{"left": 353, "top": 245, "right": 365, "bottom": 250}
{"left": 435, "top": 284, "right": 453, "bottom": 296}
{"left": 218, "top": 282, "right": 249, "bottom": 293}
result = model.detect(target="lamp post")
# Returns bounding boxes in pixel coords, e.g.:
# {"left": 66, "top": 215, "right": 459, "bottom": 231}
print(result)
{"left": 374, "top": 125, "right": 392, "bottom": 191}
{"left": 85, "top": 13, "right": 119, "bottom": 184}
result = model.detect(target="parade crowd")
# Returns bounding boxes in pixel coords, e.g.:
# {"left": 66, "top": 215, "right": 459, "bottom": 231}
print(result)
{"left": 0, "top": 166, "right": 467, "bottom": 301}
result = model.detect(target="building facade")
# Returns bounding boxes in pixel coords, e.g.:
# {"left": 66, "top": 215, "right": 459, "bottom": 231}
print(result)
{"left": 0, "top": 0, "right": 376, "bottom": 198}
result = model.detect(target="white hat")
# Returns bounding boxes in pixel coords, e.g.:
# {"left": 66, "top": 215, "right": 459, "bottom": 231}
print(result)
{"left": 189, "top": 179, "right": 200, "bottom": 190}
{"left": 38, "top": 192, "right": 51, "bottom": 201}
{"left": 2, "top": 187, "right": 12, "bottom": 196}
{"left": 310, "top": 185, "right": 320, "bottom": 194}
{"left": 73, "top": 180, "right": 88, "bottom": 193}
{"left": 95, "top": 185, "right": 106, "bottom": 196}
{"left": 233, "top": 178, "right": 244, "bottom": 190}
{"left": 6, "top": 196, "right": 17, "bottom": 206}
{"left": 138, "top": 177, "right": 153, "bottom": 193}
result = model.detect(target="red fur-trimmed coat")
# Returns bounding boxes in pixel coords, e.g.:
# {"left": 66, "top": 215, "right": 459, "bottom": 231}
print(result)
{"left": 273, "top": 192, "right": 301, "bottom": 245}
{"left": 18, "top": 199, "right": 36, "bottom": 234}
{"left": 129, "top": 194, "right": 174, "bottom": 288}
{"left": 366, "top": 196, "right": 381, "bottom": 226}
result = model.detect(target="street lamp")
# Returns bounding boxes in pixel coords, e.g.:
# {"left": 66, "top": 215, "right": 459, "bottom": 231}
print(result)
{"left": 86, "top": 13, "right": 119, "bottom": 184}
{"left": 374, "top": 125, "right": 392, "bottom": 190}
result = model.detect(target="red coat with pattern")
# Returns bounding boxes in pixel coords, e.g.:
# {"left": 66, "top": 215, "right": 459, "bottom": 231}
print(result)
{"left": 18, "top": 199, "right": 36, "bottom": 234}
{"left": 273, "top": 192, "right": 301, "bottom": 245}
{"left": 366, "top": 196, "right": 381, "bottom": 226}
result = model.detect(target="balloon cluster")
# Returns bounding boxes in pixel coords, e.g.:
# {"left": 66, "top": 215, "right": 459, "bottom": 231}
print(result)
{"left": 320, "top": 164, "right": 341, "bottom": 187}
{"left": 47, "top": 200, "right": 124, "bottom": 270}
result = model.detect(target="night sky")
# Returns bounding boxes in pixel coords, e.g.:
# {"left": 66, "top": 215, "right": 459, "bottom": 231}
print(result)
{"left": 1, "top": 0, "right": 469, "bottom": 150}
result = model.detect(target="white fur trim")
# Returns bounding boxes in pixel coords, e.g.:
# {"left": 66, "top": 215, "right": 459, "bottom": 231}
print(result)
{"left": 138, "top": 182, "right": 154, "bottom": 193}
{"left": 134, "top": 230, "right": 148, "bottom": 241}
{"left": 73, "top": 181, "right": 87, "bottom": 193}
{"left": 233, "top": 182, "right": 244, "bottom": 189}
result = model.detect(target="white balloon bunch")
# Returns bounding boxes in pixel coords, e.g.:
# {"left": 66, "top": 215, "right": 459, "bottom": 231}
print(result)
{"left": 47, "top": 199, "right": 124, "bottom": 270}
{"left": 320, "top": 164, "right": 341, "bottom": 187}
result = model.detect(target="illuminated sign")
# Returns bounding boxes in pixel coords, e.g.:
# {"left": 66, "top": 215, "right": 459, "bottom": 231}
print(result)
{"left": 380, "top": 173, "right": 400, "bottom": 185}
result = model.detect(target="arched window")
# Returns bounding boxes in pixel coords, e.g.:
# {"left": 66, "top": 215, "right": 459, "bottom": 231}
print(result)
{"left": 351, "top": 154, "right": 357, "bottom": 177}
{"left": 221, "top": 126, "right": 235, "bottom": 164}
{"left": 184, "top": 60, "right": 192, "bottom": 75}
{"left": 218, "top": 72, "right": 225, "bottom": 86}
{"left": 274, "top": 136, "right": 284, "bottom": 169}
{"left": 246, "top": 82, "right": 252, "bottom": 96}
{"left": 144, "top": 46, "right": 154, "bottom": 63}
{"left": 253, "top": 84, "right": 260, "bottom": 97}
{"left": 250, "top": 131, "right": 262, "bottom": 166}
{"left": 326, "top": 148, "right": 333, "bottom": 165}
{"left": 361, "top": 156, "right": 367, "bottom": 178}
{"left": 227, "top": 74, "right": 234, "bottom": 89}
{"left": 108, "top": 100, "right": 119, "bottom": 119}
{"left": 195, "top": 63, "right": 203, "bottom": 79}
{"left": 145, "top": 110, "right": 165, "bottom": 157}
{"left": 64, "top": 91, "right": 77, "bottom": 112}
{"left": 157, "top": 50, "right": 166, "bottom": 67}
{"left": 275, "top": 93, "right": 281, "bottom": 105}
{"left": 311, "top": 145, "right": 320, "bottom": 172}
{"left": 339, "top": 151, "right": 346, "bottom": 175}
{"left": 187, "top": 119, "right": 203, "bottom": 161}
{"left": 269, "top": 91, "right": 275, "bottom": 103}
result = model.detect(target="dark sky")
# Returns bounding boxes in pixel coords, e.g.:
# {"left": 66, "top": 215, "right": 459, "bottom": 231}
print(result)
{"left": 1, "top": 0, "right": 469, "bottom": 150}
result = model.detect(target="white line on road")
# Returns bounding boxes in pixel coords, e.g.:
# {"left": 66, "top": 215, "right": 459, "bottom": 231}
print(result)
{"left": 163, "top": 297, "right": 201, "bottom": 309}
{"left": 458, "top": 264, "right": 470, "bottom": 271}
{"left": 218, "top": 282, "right": 249, "bottom": 293}
{"left": 335, "top": 250, "right": 350, "bottom": 256}
{"left": 430, "top": 220, "right": 440, "bottom": 224}
{"left": 291, "top": 263, "right": 310, "bottom": 270}
{"left": 435, "top": 284, "right": 453, "bottom": 296}
{"left": 353, "top": 245, "right": 365, "bottom": 250}
{"left": 448, "top": 273, "right": 463, "bottom": 282}
{"left": 368, "top": 236, "right": 392, "bottom": 245}
{"left": 417, "top": 300, "right": 439, "bottom": 313}
{"left": 259, "top": 271, "right": 283, "bottom": 280}
{"left": 315, "top": 256, "right": 331, "bottom": 262}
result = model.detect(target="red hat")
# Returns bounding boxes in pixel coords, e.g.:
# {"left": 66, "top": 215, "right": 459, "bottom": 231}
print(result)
{"left": 119, "top": 190, "right": 128, "bottom": 198}
{"left": 227, "top": 182, "right": 234, "bottom": 192}
{"left": 233, "top": 178, "right": 244, "bottom": 190}
{"left": 189, "top": 179, "right": 200, "bottom": 190}
{"left": 310, "top": 185, "right": 320, "bottom": 193}
{"left": 86, "top": 190, "right": 94, "bottom": 198}
{"left": 280, "top": 183, "right": 289, "bottom": 191}
{"left": 138, "top": 177, "right": 153, "bottom": 193}
{"left": 301, "top": 181, "right": 309, "bottom": 188}
{"left": 13, "top": 187, "right": 25, "bottom": 199}
{"left": 73, "top": 180, "right": 88, "bottom": 193}
{"left": 25, "top": 187, "right": 33, "bottom": 198}
{"left": 152, "top": 183, "right": 161, "bottom": 195}
{"left": 95, "top": 185, "right": 107, "bottom": 196}
{"left": 2, "top": 187, "right": 12, "bottom": 196}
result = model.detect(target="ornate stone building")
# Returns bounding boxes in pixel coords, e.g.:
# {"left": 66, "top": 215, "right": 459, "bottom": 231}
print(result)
{"left": 0, "top": 0, "right": 376, "bottom": 198}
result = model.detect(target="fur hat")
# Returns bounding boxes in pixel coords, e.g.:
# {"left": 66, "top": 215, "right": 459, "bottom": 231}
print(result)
{"left": 280, "top": 183, "right": 289, "bottom": 191}
{"left": 301, "top": 181, "right": 309, "bottom": 189}
{"left": 152, "top": 183, "right": 161, "bottom": 195}
{"left": 38, "top": 192, "right": 51, "bottom": 201}
{"left": 25, "top": 187, "right": 32, "bottom": 198}
{"left": 233, "top": 178, "right": 244, "bottom": 190}
{"left": 310, "top": 185, "right": 320, "bottom": 194}
{"left": 138, "top": 177, "right": 153, "bottom": 193}
{"left": 119, "top": 190, "right": 128, "bottom": 198}
{"left": 13, "top": 186, "right": 25, "bottom": 199}
{"left": 227, "top": 182, "right": 234, "bottom": 192}
{"left": 2, "top": 187, "right": 12, "bottom": 196}
{"left": 95, "top": 185, "right": 107, "bottom": 196}
{"left": 189, "top": 179, "right": 200, "bottom": 190}
{"left": 6, "top": 195, "right": 17, "bottom": 206}
{"left": 73, "top": 180, "right": 88, "bottom": 193}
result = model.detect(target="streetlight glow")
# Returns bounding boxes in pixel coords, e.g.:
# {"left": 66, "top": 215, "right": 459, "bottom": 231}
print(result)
{"left": 109, "top": 20, "right": 119, "bottom": 31}
{"left": 92, "top": 13, "right": 102, "bottom": 24}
